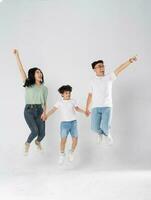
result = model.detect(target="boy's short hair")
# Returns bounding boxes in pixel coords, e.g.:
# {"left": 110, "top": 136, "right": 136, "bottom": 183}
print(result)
{"left": 91, "top": 60, "right": 104, "bottom": 69}
{"left": 58, "top": 85, "right": 72, "bottom": 94}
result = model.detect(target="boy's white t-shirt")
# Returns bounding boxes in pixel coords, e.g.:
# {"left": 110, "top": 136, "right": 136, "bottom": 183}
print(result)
{"left": 88, "top": 72, "right": 117, "bottom": 108}
{"left": 54, "top": 99, "right": 78, "bottom": 122}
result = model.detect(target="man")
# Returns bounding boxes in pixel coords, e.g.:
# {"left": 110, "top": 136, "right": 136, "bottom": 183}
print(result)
{"left": 86, "top": 55, "right": 138, "bottom": 144}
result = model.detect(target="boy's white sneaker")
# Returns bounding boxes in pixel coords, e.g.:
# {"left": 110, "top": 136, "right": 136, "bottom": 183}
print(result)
{"left": 68, "top": 150, "right": 74, "bottom": 162}
{"left": 24, "top": 142, "right": 30, "bottom": 156}
{"left": 58, "top": 153, "right": 65, "bottom": 165}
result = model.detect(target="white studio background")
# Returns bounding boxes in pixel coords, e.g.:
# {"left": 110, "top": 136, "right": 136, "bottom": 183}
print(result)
{"left": 0, "top": 0, "right": 151, "bottom": 175}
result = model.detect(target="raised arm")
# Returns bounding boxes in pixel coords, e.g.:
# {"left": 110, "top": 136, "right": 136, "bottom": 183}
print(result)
{"left": 114, "top": 55, "right": 138, "bottom": 76}
{"left": 13, "top": 49, "right": 27, "bottom": 82}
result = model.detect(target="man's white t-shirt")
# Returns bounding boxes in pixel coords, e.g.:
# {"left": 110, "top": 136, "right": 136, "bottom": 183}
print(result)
{"left": 88, "top": 72, "right": 117, "bottom": 108}
{"left": 54, "top": 99, "right": 78, "bottom": 122}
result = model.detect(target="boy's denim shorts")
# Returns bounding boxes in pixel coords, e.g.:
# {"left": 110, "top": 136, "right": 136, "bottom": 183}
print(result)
{"left": 60, "top": 120, "right": 78, "bottom": 138}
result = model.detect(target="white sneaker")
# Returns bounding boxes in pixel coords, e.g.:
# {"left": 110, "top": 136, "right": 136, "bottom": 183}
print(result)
{"left": 97, "top": 134, "right": 103, "bottom": 144}
{"left": 106, "top": 134, "right": 113, "bottom": 145}
{"left": 58, "top": 153, "right": 65, "bottom": 165}
{"left": 35, "top": 140, "right": 42, "bottom": 150}
{"left": 24, "top": 142, "right": 30, "bottom": 156}
{"left": 68, "top": 150, "right": 74, "bottom": 162}
{"left": 103, "top": 134, "right": 113, "bottom": 145}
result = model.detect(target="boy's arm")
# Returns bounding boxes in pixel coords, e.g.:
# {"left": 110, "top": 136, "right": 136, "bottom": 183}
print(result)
{"left": 85, "top": 93, "right": 92, "bottom": 116}
{"left": 13, "top": 49, "right": 27, "bottom": 82}
{"left": 46, "top": 107, "right": 58, "bottom": 118}
{"left": 75, "top": 106, "right": 86, "bottom": 115}
{"left": 114, "top": 55, "right": 138, "bottom": 76}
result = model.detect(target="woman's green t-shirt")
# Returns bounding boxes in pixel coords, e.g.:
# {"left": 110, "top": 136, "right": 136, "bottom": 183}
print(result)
{"left": 25, "top": 84, "right": 48, "bottom": 107}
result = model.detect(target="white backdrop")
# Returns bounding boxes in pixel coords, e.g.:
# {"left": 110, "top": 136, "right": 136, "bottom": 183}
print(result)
{"left": 0, "top": 0, "right": 151, "bottom": 173}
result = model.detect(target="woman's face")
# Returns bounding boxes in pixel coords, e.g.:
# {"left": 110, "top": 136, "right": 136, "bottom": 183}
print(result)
{"left": 35, "top": 69, "right": 43, "bottom": 82}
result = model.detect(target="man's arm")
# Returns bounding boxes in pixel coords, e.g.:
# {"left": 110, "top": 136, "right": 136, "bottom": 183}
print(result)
{"left": 85, "top": 93, "right": 92, "bottom": 116}
{"left": 114, "top": 55, "right": 138, "bottom": 76}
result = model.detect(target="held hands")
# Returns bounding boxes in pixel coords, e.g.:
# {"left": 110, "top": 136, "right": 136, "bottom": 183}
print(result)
{"left": 85, "top": 109, "right": 91, "bottom": 117}
{"left": 41, "top": 112, "right": 47, "bottom": 121}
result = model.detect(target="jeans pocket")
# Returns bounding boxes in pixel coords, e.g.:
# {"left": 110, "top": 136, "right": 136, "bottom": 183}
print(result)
{"left": 61, "top": 122, "right": 69, "bottom": 129}
{"left": 24, "top": 106, "right": 31, "bottom": 113}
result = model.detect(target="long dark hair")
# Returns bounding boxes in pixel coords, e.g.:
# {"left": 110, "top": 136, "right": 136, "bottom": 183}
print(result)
{"left": 23, "top": 67, "right": 44, "bottom": 87}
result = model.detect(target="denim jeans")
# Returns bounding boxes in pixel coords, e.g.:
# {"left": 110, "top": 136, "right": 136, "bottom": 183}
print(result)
{"left": 24, "top": 104, "right": 45, "bottom": 143}
{"left": 91, "top": 107, "right": 112, "bottom": 136}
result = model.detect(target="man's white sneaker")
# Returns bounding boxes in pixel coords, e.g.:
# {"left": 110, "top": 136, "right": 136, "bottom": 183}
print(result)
{"left": 107, "top": 134, "right": 113, "bottom": 145}
{"left": 68, "top": 150, "right": 74, "bottom": 162}
{"left": 58, "top": 153, "right": 65, "bottom": 165}
{"left": 24, "top": 142, "right": 30, "bottom": 156}
{"left": 97, "top": 134, "right": 103, "bottom": 144}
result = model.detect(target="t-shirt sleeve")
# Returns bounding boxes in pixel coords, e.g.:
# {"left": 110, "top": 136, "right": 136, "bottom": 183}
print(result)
{"left": 54, "top": 101, "right": 61, "bottom": 108}
{"left": 107, "top": 72, "right": 117, "bottom": 81}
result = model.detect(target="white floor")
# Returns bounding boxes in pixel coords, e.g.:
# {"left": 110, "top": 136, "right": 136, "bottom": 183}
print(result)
{"left": 1, "top": 154, "right": 151, "bottom": 200}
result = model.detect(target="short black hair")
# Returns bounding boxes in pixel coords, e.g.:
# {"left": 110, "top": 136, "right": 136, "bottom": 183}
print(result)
{"left": 58, "top": 85, "right": 72, "bottom": 94}
{"left": 91, "top": 60, "right": 104, "bottom": 69}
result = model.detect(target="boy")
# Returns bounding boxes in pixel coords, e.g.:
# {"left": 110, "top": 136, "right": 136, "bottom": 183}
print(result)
{"left": 85, "top": 56, "right": 138, "bottom": 144}
{"left": 46, "top": 85, "right": 86, "bottom": 164}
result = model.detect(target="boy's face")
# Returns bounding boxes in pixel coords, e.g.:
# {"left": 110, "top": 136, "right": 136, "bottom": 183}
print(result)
{"left": 94, "top": 63, "right": 105, "bottom": 76}
{"left": 62, "top": 91, "right": 71, "bottom": 100}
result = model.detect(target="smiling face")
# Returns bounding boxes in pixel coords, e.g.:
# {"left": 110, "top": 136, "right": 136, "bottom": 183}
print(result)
{"left": 34, "top": 69, "right": 43, "bottom": 83}
{"left": 94, "top": 63, "right": 105, "bottom": 76}
{"left": 62, "top": 91, "right": 71, "bottom": 100}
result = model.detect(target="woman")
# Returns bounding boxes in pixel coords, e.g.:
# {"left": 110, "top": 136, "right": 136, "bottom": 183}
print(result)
{"left": 13, "top": 49, "right": 48, "bottom": 155}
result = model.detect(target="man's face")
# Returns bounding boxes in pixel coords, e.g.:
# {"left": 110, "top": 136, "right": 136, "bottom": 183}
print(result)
{"left": 94, "top": 63, "right": 105, "bottom": 76}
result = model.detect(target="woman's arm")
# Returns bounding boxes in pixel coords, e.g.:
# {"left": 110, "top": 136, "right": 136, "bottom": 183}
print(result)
{"left": 114, "top": 55, "right": 138, "bottom": 76}
{"left": 13, "top": 49, "right": 27, "bottom": 82}
{"left": 41, "top": 104, "right": 47, "bottom": 121}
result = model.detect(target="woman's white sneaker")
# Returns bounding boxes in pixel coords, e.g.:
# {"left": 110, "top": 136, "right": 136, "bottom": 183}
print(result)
{"left": 35, "top": 140, "right": 42, "bottom": 150}
{"left": 24, "top": 142, "right": 30, "bottom": 156}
